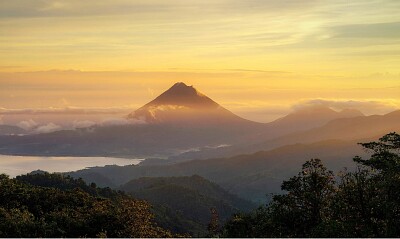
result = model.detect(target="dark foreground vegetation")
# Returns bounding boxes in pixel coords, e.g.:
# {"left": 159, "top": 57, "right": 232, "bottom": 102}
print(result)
{"left": 0, "top": 132, "right": 398, "bottom": 237}
{"left": 120, "top": 175, "right": 256, "bottom": 236}
{"left": 0, "top": 173, "right": 174, "bottom": 237}
{"left": 222, "top": 132, "right": 400, "bottom": 237}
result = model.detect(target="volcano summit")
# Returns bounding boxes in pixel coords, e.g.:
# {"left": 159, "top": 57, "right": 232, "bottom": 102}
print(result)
{"left": 128, "top": 82, "right": 255, "bottom": 125}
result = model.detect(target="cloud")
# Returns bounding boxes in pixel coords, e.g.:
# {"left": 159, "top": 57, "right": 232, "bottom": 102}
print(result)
{"left": 0, "top": 106, "right": 132, "bottom": 115}
{"left": 331, "top": 21, "right": 400, "bottom": 39}
{"left": 0, "top": 0, "right": 319, "bottom": 19}
{"left": 17, "top": 119, "right": 62, "bottom": 133}
{"left": 225, "top": 69, "right": 291, "bottom": 74}
{"left": 100, "top": 117, "right": 130, "bottom": 126}
{"left": 72, "top": 120, "right": 96, "bottom": 129}
{"left": 101, "top": 117, "right": 147, "bottom": 126}
{"left": 292, "top": 99, "right": 400, "bottom": 115}
{"left": 17, "top": 119, "right": 39, "bottom": 130}
{"left": 34, "top": 123, "right": 61, "bottom": 134}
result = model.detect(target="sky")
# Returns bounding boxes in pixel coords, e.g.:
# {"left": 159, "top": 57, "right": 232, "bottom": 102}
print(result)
{"left": 0, "top": 0, "right": 399, "bottom": 123}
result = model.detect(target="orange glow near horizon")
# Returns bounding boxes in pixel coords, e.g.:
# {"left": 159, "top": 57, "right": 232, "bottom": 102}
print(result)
{"left": 0, "top": 1, "right": 399, "bottom": 122}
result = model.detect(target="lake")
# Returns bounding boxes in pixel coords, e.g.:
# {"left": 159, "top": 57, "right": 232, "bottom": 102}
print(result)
{"left": 0, "top": 155, "right": 142, "bottom": 177}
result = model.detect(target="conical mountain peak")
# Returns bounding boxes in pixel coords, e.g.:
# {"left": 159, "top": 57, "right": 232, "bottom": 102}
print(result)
{"left": 127, "top": 82, "right": 251, "bottom": 125}
{"left": 161, "top": 82, "right": 201, "bottom": 99}
{"left": 144, "top": 82, "right": 218, "bottom": 108}
{"left": 170, "top": 82, "right": 193, "bottom": 90}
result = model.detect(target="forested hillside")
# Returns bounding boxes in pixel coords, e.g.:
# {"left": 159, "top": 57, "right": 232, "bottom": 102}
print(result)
{"left": 0, "top": 173, "right": 173, "bottom": 238}
{"left": 120, "top": 175, "right": 256, "bottom": 236}
{"left": 222, "top": 133, "right": 400, "bottom": 237}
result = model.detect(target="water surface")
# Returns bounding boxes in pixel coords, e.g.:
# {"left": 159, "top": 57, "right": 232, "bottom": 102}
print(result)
{"left": 0, "top": 155, "right": 142, "bottom": 177}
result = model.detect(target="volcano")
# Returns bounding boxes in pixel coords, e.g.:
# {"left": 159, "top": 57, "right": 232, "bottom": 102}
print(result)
{"left": 0, "top": 82, "right": 387, "bottom": 159}
{"left": 0, "top": 83, "right": 264, "bottom": 157}
{"left": 128, "top": 82, "right": 255, "bottom": 125}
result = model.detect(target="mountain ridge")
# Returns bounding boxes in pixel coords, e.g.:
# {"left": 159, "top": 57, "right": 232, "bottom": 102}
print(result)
{"left": 69, "top": 137, "right": 370, "bottom": 203}
{"left": 0, "top": 82, "right": 394, "bottom": 159}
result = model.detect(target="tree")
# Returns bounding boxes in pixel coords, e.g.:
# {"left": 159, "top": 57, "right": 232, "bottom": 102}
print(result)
{"left": 270, "top": 158, "right": 335, "bottom": 237}
{"left": 222, "top": 133, "right": 400, "bottom": 238}
{"left": 0, "top": 173, "right": 174, "bottom": 237}
{"left": 355, "top": 132, "right": 400, "bottom": 172}
{"left": 207, "top": 207, "right": 220, "bottom": 237}
{"left": 222, "top": 159, "right": 336, "bottom": 237}
{"left": 344, "top": 132, "right": 400, "bottom": 237}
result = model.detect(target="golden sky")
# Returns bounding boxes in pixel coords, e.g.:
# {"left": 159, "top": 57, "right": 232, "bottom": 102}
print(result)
{"left": 0, "top": 0, "right": 399, "bottom": 122}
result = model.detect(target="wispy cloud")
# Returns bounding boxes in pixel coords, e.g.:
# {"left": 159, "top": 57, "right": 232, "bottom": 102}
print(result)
{"left": 34, "top": 122, "right": 61, "bottom": 133}
{"left": 0, "top": 106, "right": 132, "bottom": 115}
{"left": 0, "top": 0, "right": 319, "bottom": 19}
{"left": 72, "top": 120, "right": 96, "bottom": 129}
{"left": 331, "top": 21, "right": 400, "bottom": 39}
{"left": 292, "top": 99, "right": 400, "bottom": 115}
{"left": 17, "top": 119, "right": 38, "bottom": 130}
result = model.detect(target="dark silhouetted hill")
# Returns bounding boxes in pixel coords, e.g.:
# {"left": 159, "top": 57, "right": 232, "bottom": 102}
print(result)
{"left": 70, "top": 138, "right": 370, "bottom": 203}
{"left": 120, "top": 175, "right": 256, "bottom": 236}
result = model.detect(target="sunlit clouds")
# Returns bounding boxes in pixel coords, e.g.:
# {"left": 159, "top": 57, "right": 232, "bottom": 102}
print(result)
{"left": 0, "top": 0, "right": 399, "bottom": 123}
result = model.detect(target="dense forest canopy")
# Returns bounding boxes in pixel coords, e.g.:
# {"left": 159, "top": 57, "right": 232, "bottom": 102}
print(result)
{"left": 222, "top": 132, "right": 400, "bottom": 237}
{"left": 0, "top": 173, "right": 174, "bottom": 238}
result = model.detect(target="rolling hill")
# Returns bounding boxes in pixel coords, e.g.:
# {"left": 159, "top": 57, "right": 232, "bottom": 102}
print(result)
{"left": 169, "top": 109, "right": 400, "bottom": 161}
{"left": 120, "top": 175, "right": 256, "bottom": 236}
{"left": 70, "top": 138, "right": 371, "bottom": 203}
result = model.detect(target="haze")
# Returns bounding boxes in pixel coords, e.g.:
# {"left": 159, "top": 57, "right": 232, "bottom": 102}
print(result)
{"left": 0, "top": 1, "right": 399, "bottom": 123}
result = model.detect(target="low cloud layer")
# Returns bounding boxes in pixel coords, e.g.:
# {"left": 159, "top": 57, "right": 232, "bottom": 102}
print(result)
{"left": 34, "top": 123, "right": 62, "bottom": 134}
{"left": 17, "top": 119, "right": 39, "bottom": 130}
{"left": 16, "top": 119, "right": 62, "bottom": 133}
{"left": 100, "top": 117, "right": 146, "bottom": 126}
{"left": 72, "top": 120, "right": 96, "bottom": 129}
{"left": 292, "top": 99, "right": 399, "bottom": 115}
{"left": 0, "top": 106, "right": 132, "bottom": 115}
{"left": 100, "top": 118, "right": 130, "bottom": 126}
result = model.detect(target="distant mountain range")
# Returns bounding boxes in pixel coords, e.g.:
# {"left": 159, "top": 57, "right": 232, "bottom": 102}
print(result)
{"left": 1, "top": 82, "right": 395, "bottom": 159}
{"left": 268, "top": 105, "right": 364, "bottom": 134}
{"left": 70, "top": 137, "right": 373, "bottom": 203}
{"left": 2, "top": 82, "right": 398, "bottom": 226}
{"left": 171, "top": 109, "right": 400, "bottom": 161}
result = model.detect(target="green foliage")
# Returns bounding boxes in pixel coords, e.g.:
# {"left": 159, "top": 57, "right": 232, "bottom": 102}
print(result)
{"left": 264, "top": 159, "right": 335, "bottom": 237}
{"left": 16, "top": 172, "right": 124, "bottom": 200}
{"left": 207, "top": 207, "right": 220, "bottom": 237}
{"left": 222, "top": 132, "right": 400, "bottom": 237}
{"left": 120, "top": 175, "right": 256, "bottom": 236}
{"left": 274, "top": 159, "right": 335, "bottom": 236}
{"left": 0, "top": 173, "right": 173, "bottom": 237}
